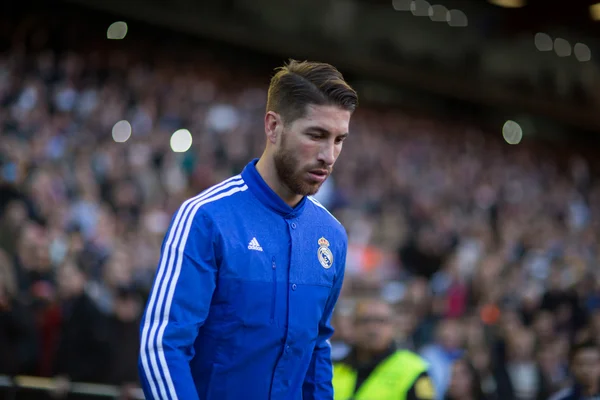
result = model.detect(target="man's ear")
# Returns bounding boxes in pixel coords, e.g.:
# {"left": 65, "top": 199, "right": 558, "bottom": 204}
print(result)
{"left": 264, "top": 111, "right": 281, "bottom": 145}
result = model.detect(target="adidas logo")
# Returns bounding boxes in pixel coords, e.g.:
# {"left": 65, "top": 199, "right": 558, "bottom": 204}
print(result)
{"left": 247, "top": 237, "right": 263, "bottom": 252}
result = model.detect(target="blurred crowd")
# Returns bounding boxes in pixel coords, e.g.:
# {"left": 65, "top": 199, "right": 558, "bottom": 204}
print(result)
{"left": 1, "top": 9, "right": 600, "bottom": 400}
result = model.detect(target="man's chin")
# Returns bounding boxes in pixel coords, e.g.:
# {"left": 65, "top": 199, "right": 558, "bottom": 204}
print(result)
{"left": 292, "top": 185, "right": 320, "bottom": 198}
{"left": 302, "top": 181, "right": 324, "bottom": 197}
{"left": 286, "top": 176, "right": 324, "bottom": 197}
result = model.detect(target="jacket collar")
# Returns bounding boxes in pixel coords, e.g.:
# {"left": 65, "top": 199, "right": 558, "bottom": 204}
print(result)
{"left": 241, "top": 158, "right": 306, "bottom": 218}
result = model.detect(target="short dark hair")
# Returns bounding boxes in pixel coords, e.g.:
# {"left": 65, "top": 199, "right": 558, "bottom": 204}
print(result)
{"left": 266, "top": 59, "right": 358, "bottom": 124}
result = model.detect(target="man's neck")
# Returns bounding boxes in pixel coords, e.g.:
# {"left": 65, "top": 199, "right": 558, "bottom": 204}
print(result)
{"left": 255, "top": 156, "right": 302, "bottom": 207}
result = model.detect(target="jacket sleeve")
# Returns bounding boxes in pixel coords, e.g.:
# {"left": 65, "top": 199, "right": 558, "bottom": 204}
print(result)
{"left": 138, "top": 208, "right": 218, "bottom": 400}
{"left": 303, "top": 242, "right": 347, "bottom": 400}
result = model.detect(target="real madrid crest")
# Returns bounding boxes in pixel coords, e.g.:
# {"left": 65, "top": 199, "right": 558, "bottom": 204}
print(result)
{"left": 317, "top": 237, "right": 334, "bottom": 269}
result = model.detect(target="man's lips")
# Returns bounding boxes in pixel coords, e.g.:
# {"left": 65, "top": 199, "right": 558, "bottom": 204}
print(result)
{"left": 307, "top": 169, "right": 329, "bottom": 182}
{"left": 309, "top": 169, "right": 328, "bottom": 177}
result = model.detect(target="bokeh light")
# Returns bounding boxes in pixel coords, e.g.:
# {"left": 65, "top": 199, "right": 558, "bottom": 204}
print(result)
{"left": 112, "top": 120, "right": 132, "bottom": 143}
{"left": 534, "top": 33, "right": 553, "bottom": 51}
{"left": 107, "top": 22, "right": 128, "bottom": 40}
{"left": 590, "top": 3, "right": 600, "bottom": 20}
{"left": 411, "top": 0, "right": 431, "bottom": 17}
{"left": 392, "top": 0, "right": 412, "bottom": 11}
{"left": 502, "top": 120, "right": 523, "bottom": 145}
{"left": 429, "top": 5, "right": 448, "bottom": 22}
{"left": 488, "top": 0, "right": 526, "bottom": 8}
{"left": 574, "top": 43, "right": 592, "bottom": 62}
{"left": 170, "top": 129, "right": 193, "bottom": 153}
{"left": 447, "top": 9, "right": 468, "bottom": 27}
{"left": 554, "top": 38, "right": 572, "bottom": 57}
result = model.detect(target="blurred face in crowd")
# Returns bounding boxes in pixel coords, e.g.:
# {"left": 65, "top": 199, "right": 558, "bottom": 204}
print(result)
{"left": 394, "top": 304, "right": 416, "bottom": 341}
{"left": 464, "top": 315, "right": 485, "bottom": 347}
{"left": 500, "top": 309, "right": 523, "bottom": 338}
{"left": 533, "top": 311, "right": 555, "bottom": 343}
{"left": 3, "top": 200, "right": 28, "bottom": 228}
{"left": 265, "top": 105, "right": 350, "bottom": 201}
{"left": 17, "top": 223, "right": 50, "bottom": 271}
{"left": 572, "top": 346, "right": 600, "bottom": 389}
{"left": 0, "top": 250, "right": 15, "bottom": 301}
{"left": 406, "top": 278, "right": 431, "bottom": 317}
{"left": 114, "top": 293, "right": 142, "bottom": 322}
{"left": 104, "top": 248, "right": 132, "bottom": 289}
{"left": 331, "top": 311, "right": 354, "bottom": 343}
{"left": 469, "top": 346, "right": 491, "bottom": 375}
{"left": 353, "top": 299, "right": 395, "bottom": 354}
{"left": 448, "top": 359, "right": 475, "bottom": 399}
{"left": 437, "top": 319, "right": 464, "bottom": 351}
{"left": 57, "top": 261, "right": 86, "bottom": 299}
{"left": 508, "top": 329, "right": 535, "bottom": 363}
{"left": 537, "top": 344, "right": 559, "bottom": 375}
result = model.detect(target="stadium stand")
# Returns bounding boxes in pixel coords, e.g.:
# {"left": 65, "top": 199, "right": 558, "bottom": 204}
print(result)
{"left": 1, "top": 4, "right": 600, "bottom": 400}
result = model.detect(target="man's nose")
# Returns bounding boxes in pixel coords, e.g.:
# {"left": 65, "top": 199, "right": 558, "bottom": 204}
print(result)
{"left": 318, "top": 143, "right": 336, "bottom": 166}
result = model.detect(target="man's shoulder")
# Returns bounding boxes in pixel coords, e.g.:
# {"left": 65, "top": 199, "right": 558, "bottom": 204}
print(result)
{"left": 391, "top": 349, "right": 429, "bottom": 370}
{"left": 306, "top": 196, "right": 347, "bottom": 238}
{"left": 395, "top": 349, "right": 427, "bottom": 361}
{"left": 176, "top": 174, "right": 249, "bottom": 221}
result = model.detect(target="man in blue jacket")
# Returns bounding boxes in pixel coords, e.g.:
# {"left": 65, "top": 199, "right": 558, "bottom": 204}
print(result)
{"left": 138, "top": 59, "right": 358, "bottom": 400}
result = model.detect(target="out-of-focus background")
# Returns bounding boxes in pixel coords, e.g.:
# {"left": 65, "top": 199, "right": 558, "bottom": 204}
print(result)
{"left": 1, "top": 0, "right": 600, "bottom": 399}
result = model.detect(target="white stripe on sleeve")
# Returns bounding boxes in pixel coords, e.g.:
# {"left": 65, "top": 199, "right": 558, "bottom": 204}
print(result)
{"left": 140, "top": 175, "right": 246, "bottom": 400}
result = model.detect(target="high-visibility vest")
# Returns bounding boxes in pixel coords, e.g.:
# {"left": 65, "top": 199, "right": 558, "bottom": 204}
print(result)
{"left": 332, "top": 350, "right": 431, "bottom": 400}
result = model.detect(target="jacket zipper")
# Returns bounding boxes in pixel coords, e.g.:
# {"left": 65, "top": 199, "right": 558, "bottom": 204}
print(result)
{"left": 270, "top": 256, "right": 276, "bottom": 323}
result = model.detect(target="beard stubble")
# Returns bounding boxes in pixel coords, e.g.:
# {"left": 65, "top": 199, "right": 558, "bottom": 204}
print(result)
{"left": 273, "top": 134, "right": 327, "bottom": 197}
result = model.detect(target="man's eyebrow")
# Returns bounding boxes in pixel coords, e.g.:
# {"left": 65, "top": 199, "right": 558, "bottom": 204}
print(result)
{"left": 306, "top": 127, "right": 349, "bottom": 137}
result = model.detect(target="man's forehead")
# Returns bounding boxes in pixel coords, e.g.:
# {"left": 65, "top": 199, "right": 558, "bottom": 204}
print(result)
{"left": 300, "top": 104, "right": 351, "bottom": 133}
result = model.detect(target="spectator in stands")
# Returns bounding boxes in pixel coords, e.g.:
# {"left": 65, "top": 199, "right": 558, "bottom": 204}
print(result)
{"left": 444, "top": 358, "right": 486, "bottom": 400}
{"left": 549, "top": 339, "right": 600, "bottom": 400}
{"left": 420, "top": 319, "right": 465, "bottom": 399}
{"left": 53, "top": 260, "right": 111, "bottom": 384}
{"left": 0, "top": 11, "right": 600, "bottom": 400}
{"left": 330, "top": 300, "right": 354, "bottom": 362}
{"left": 0, "top": 198, "right": 29, "bottom": 260}
{"left": 493, "top": 328, "right": 550, "bottom": 400}
{"left": 394, "top": 301, "right": 419, "bottom": 351}
{"left": 468, "top": 345, "right": 499, "bottom": 399}
{"left": 536, "top": 342, "right": 569, "bottom": 395}
{"left": 333, "top": 298, "right": 435, "bottom": 400}
{"left": 0, "top": 249, "right": 38, "bottom": 376}
{"left": 106, "top": 286, "right": 143, "bottom": 399}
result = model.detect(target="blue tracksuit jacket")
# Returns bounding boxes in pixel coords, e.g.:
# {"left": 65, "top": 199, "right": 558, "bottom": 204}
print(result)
{"left": 139, "top": 158, "right": 348, "bottom": 400}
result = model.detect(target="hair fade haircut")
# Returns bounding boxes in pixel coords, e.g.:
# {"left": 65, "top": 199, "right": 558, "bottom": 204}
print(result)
{"left": 266, "top": 59, "right": 358, "bottom": 124}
